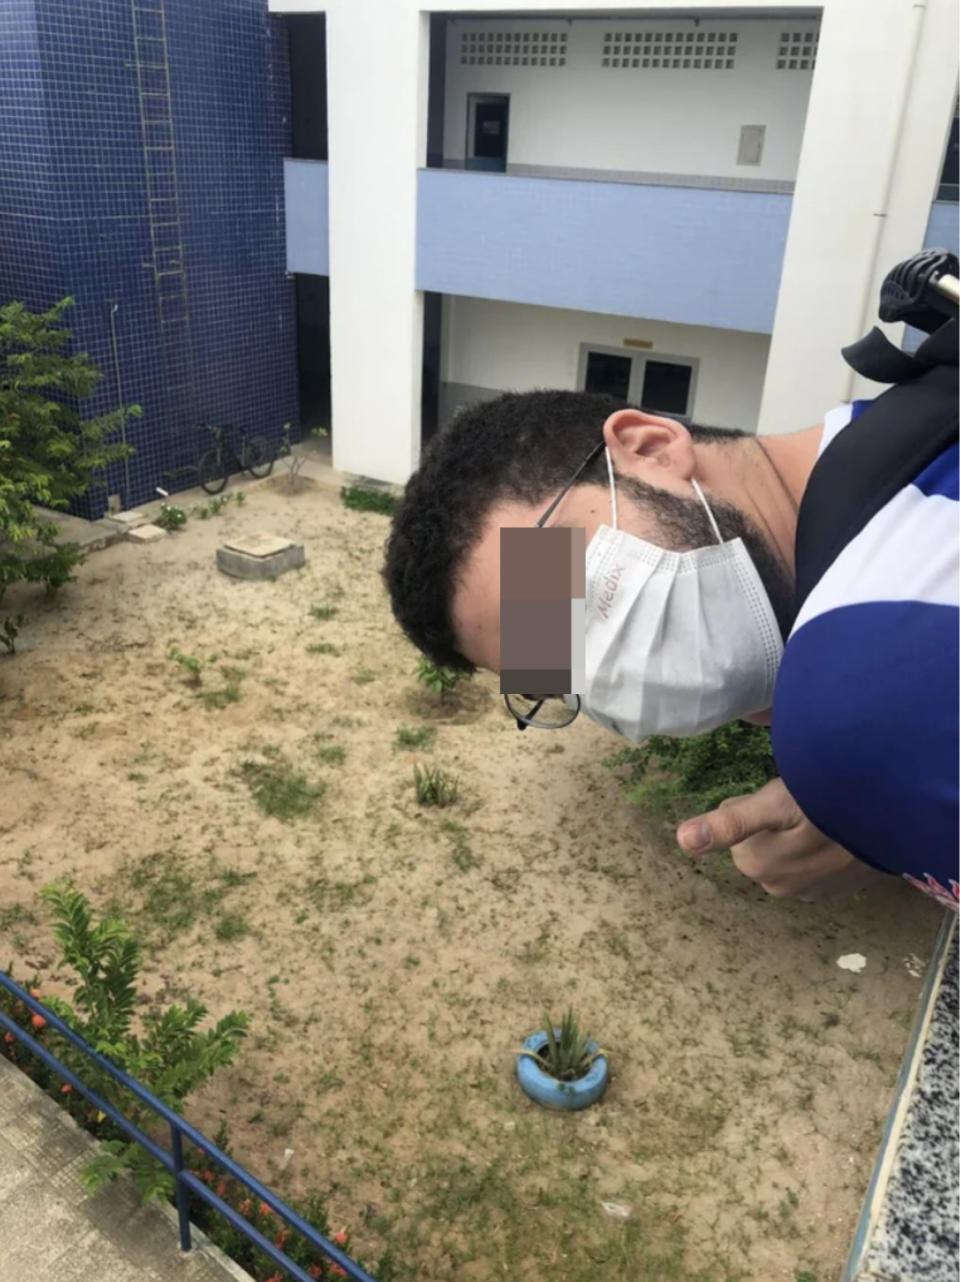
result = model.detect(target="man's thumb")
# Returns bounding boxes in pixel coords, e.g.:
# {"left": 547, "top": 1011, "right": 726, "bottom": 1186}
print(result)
{"left": 676, "top": 791, "right": 773, "bottom": 854}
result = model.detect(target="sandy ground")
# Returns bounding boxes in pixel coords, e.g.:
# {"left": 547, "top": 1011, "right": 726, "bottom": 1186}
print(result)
{"left": 0, "top": 471, "right": 944, "bottom": 1282}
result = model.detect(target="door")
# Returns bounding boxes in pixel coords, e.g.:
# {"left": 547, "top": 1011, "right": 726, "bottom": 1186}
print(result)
{"left": 467, "top": 94, "right": 509, "bottom": 172}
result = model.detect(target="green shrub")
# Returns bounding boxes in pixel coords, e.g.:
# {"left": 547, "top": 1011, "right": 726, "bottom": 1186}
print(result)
{"left": 156, "top": 504, "right": 187, "bottom": 531}
{"left": 0, "top": 298, "right": 139, "bottom": 650}
{"left": 340, "top": 484, "right": 399, "bottom": 516}
{"left": 605, "top": 722, "right": 778, "bottom": 824}
{"left": 0, "top": 882, "right": 249, "bottom": 1203}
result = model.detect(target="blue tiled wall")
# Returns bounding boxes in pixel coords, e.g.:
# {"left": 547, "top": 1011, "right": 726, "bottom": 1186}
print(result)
{"left": 0, "top": 0, "right": 296, "bottom": 517}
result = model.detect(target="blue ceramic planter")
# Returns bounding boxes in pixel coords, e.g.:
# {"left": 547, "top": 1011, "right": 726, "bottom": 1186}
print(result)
{"left": 516, "top": 1029, "right": 609, "bottom": 1111}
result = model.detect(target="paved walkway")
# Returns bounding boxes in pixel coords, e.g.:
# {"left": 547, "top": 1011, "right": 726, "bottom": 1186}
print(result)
{"left": 0, "top": 1057, "right": 251, "bottom": 1282}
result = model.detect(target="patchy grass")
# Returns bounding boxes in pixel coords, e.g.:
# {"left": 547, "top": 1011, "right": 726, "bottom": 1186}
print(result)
{"left": 215, "top": 912, "right": 250, "bottom": 943}
{"left": 394, "top": 725, "right": 435, "bottom": 751}
{"left": 340, "top": 484, "right": 399, "bottom": 516}
{"left": 440, "top": 819, "right": 480, "bottom": 871}
{"left": 120, "top": 853, "right": 257, "bottom": 946}
{"left": 306, "top": 642, "right": 340, "bottom": 656}
{"left": 240, "top": 760, "right": 325, "bottom": 820}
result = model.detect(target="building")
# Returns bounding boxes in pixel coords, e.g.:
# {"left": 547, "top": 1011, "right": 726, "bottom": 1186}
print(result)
{"left": 0, "top": 0, "right": 296, "bottom": 516}
{"left": 1, "top": 2, "right": 956, "bottom": 512}
{"left": 277, "top": 0, "right": 958, "bottom": 488}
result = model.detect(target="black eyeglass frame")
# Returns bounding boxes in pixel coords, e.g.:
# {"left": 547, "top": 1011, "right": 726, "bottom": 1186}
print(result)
{"left": 503, "top": 439, "right": 607, "bottom": 731}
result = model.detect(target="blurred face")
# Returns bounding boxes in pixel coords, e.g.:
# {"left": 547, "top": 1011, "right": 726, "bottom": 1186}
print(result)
{"left": 451, "top": 467, "right": 793, "bottom": 672}
{"left": 448, "top": 410, "right": 794, "bottom": 738}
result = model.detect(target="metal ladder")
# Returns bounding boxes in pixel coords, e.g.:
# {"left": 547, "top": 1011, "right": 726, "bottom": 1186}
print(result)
{"left": 130, "top": 0, "right": 196, "bottom": 471}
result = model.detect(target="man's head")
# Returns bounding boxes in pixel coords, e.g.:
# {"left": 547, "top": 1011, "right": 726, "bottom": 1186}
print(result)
{"left": 382, "top": 389, "right": 796, "bottom": 678}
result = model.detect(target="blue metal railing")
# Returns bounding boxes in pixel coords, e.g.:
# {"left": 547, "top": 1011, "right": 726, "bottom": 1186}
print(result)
{"left": 0, "top": 969, "right": 377, "bottom": 1282}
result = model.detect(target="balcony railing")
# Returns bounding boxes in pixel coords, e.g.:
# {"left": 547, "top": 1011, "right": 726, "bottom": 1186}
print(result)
{"left": 416, "top": 167, "right": 792, "bottom": 332}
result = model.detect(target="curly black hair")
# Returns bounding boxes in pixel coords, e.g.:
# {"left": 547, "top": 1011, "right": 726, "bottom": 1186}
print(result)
{"left": 381, "top": 389, "right": 745, "bottom": 672}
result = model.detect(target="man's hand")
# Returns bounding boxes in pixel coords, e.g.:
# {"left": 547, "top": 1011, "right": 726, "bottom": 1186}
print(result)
{"left": 675, "top": 778, "right": 881, "bottom": 900}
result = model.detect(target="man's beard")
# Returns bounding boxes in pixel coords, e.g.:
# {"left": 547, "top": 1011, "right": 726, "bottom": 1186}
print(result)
{"left": 620, "top": 477, "right": 796, "bottom": 640}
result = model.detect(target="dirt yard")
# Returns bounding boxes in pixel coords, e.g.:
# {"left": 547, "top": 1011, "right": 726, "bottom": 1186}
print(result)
{"left": 0, "top": 469, "right": 943, "bottom": 1282}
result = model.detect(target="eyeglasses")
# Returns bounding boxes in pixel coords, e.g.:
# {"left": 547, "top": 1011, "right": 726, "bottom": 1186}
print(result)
{"left": 503, "top": 439, "right": 607, "bottom": 732}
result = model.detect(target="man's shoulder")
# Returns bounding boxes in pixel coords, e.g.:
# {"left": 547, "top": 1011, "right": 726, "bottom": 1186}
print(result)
{"left": 788, "top": 437, "right": 959, "bottom": 640}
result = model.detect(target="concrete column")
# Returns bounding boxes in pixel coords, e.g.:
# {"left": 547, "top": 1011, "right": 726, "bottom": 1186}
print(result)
{"left": 759, "top": 0, "right": 959, "bottom": 434}
{"left": 325, "top": 0, "right": 429, "bottom": 482}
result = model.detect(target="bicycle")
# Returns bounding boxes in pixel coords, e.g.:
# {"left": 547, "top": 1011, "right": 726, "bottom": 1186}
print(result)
{"left": 196, "top": 423, "right": 275, "bottom": 495}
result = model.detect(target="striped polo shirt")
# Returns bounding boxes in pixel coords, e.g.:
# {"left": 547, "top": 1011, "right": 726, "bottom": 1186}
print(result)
{"left": 771, "top": 401, "right": 959, "bottom": 910}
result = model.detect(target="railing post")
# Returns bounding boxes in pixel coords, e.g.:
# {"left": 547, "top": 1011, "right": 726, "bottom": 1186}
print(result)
{"left": 170, "top": 1123, "right": 192, "bottom": 1253}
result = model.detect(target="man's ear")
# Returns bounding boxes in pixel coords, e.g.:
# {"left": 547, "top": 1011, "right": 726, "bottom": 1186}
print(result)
{"left": 602, "top": 408, "right": 696, "bottom": 481}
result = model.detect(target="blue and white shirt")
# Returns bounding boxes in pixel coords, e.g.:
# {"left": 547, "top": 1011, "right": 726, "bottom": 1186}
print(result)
{"left": 772, "top": 400, "right": 959, "bottom": 910}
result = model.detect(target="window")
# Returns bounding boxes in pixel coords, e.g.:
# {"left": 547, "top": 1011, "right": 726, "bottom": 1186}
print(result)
{"left": 641, "top": 360, "right": 693, "bottom": 417}
{"left": 579, "top": 347, "right": 697, "bottom": 422}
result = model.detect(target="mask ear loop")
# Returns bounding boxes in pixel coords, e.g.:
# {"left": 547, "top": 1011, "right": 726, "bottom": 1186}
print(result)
{"left": 691, "top": 477, "right": 724, "bottom": 545}
{"left": 604, "top": 447, "right": 619, "bottom": 530}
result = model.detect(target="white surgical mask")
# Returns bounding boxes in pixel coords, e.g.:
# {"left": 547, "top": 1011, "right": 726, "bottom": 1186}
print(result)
{"left": 581, "top": 448, "right": 783, "bottom": 740}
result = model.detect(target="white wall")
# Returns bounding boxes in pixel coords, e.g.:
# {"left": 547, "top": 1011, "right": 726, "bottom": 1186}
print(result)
{"left": 759, "top": 0, "right": 959, "bottom": 433}
{"left": 323, "top": 2, "right": 429, "bottom": 483}
{"left": 442, "top": 296, "right": 770, "bottom": 431}
{"left": 443, "top": 15, "right": 819, "bottom": 182}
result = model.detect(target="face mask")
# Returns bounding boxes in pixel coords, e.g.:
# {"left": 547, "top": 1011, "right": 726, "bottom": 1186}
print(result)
{"left": 581, "top": 448, "right": 783, "bottom": 740}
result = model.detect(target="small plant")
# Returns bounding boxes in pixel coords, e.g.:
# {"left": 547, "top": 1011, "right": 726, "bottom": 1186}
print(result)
{"left": 340, "top": 484, "right": 399, "bottom": 516}
{"left": 351, "top": 667, "right": 376, "bottom": 685}
{"left": 306, "top": 642, "right": 340, "bottom": 657}
{"left": 394, "top": 724, "right": 435, "bottom": 751}
{"left": 414, "top": 656, "right": 467, "bottom": 701}
{"left": 156, "top": 503, "right": 187, "bottom": 531}
{"left": 240, "top": 760, "right": 325, "bottom": 821}
{"left": 413, "top": 763, "right": 459, "bottom": 807}
{"left": 309, "top": 604, "right": 338, "bottom": 621}
{"left": 518, "top": 1009, "right": 606, "bottom": 1083}
{"left": 168, "top": 645, "right": 217, "bottom": 686}
{"left": 193, "top": 494, "right": 232, "bottom": 520}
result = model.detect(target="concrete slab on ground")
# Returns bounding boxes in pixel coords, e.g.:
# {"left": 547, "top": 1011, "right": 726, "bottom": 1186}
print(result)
{"left": 127, "top": 524, "right": 168, "bottom": 544}
{"left": 0, "top": 1057, "right": 252, "bottom": 1282}
{"left": 33, "top": 508, "right": 123, "bottom": 554}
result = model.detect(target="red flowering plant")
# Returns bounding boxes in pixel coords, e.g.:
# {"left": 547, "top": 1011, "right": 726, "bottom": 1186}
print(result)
{"left": 179, "top": 1135, "right": 359, "bottom": 1282}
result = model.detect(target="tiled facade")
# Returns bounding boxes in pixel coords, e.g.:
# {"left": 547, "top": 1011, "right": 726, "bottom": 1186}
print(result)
{"left": 0, "top": 0, "right": 296, "bottom": 517}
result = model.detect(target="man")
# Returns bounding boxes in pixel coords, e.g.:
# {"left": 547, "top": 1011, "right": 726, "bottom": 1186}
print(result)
{"left": 382, "top": 389, "right": 958, "bottom": 907}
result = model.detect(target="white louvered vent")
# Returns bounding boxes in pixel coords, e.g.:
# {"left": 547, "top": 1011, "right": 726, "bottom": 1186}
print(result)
{"left": 460, "top": 30, "right": 567, "bottom": 67}
{"left": 601, "top": 30, "right": 738, "bottom": 71}
{"left": 776, "top": 31, "right": 819, "bottom": 70}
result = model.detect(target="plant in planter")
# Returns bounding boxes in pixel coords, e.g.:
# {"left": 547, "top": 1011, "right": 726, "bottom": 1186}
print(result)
{"left": 516, "top": 1008, "right": 609, "bottom": 1111}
